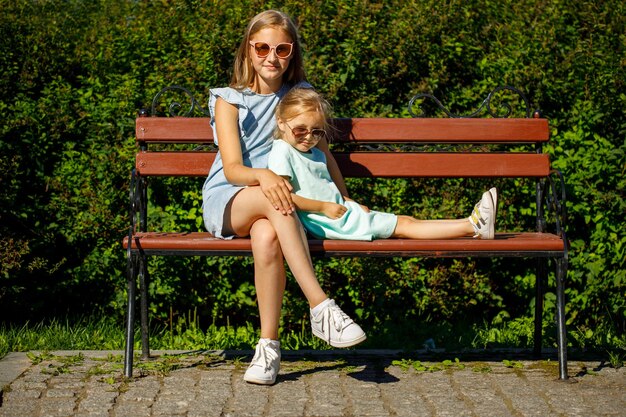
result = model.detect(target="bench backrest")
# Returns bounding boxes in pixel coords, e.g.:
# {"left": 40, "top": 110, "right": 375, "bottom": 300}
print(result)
{"left": 135, "top": 117, "right": 550, "bottom": 178}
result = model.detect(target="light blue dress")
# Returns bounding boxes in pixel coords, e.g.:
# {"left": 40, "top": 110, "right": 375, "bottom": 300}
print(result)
{"left": 268, "top": 139, "right": 398, "bottom": 241}
{"left": 202, "top": 83, "right": 309, "bottom": 238}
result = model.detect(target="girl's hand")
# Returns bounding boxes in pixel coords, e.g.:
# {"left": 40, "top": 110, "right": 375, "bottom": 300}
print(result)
{"left": 257, "top": 169, "right": 295, "bottom": 214}
{"left": 322, "top": 202, "right": 347, "bottom": 219}
{"left": 344, "top": 196, "right": 369, "bottom": 213}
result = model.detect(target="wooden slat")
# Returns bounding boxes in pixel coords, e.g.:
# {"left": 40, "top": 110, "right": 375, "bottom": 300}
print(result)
{"left": 136, "top": 152, "right": 215, "bottom": 176}
{"left": 123, "top": 232, "right": 565, "bottom": 254}
{"left": 135, "top": 117, "right": 549, "bottom": 144}
{"left": 136, "top": 117, "right": 214, "bottom": 143}
{"left": 334, "top": 153, "right": 551, "bottom": 177}
{"left": 136, "top": 151, "right": 551, "bottom": 178}
{"left": 331, "top": 118, "right": 550, "bottom": 143}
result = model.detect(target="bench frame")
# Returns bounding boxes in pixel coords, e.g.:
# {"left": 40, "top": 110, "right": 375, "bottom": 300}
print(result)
{"left": 123, "top": 86, "right": 569, "bottom": 379}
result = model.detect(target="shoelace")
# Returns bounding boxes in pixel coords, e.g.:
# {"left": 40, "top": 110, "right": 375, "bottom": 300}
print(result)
{"left": 324, "top": 304, "right": 353, "bottom": 337}
{"left": 251, "top": 341, "right": 279, "bottom": 372}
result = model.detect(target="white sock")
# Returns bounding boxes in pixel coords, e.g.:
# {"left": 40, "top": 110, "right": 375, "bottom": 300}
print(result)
{"left": 311, "top": 298, "right": 332, "bottom": 317}
{"left": 259, "top": 338, "right": 280, "bottom": 349}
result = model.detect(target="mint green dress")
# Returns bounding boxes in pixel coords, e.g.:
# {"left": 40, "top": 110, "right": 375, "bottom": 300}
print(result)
{"left": 268, "top": 139, "right": 398, "bottom": 241}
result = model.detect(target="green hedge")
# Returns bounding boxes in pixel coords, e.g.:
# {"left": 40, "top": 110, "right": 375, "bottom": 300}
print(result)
{"left": 1, "top": 0, "right": 624, "bottom": 347}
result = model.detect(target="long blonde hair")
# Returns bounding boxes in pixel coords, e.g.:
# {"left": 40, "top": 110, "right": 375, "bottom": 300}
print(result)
{"left": 230, "top": 10, "right": 306, "bottom": 90}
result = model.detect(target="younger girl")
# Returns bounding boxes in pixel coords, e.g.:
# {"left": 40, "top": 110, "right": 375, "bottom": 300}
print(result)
{"left": 202, "top": 11, "right": 365, "bottom": 386}
{"left": 268, "top": 88, "right": 498, "bottom": 242}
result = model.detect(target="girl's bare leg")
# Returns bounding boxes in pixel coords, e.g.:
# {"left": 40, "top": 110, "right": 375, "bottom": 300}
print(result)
{"left": 249, "top": 219, "right": 285, "bottom": 340}
{"left": 225, "top": 187, "right": 327, "bottom": 307}
{"left": 392, "top": 216, "right": 474, "bottom": 239}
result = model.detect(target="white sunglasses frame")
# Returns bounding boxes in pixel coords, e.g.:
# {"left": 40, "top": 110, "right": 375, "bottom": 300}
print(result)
{"left": 248, "top": 41, "right": 294, "bottom": 59}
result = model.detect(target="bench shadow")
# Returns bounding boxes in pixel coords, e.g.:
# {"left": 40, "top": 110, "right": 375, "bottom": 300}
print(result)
{"left": 277, "top": 356, "right": 400, "bottom": 384}
{"left": 173, "top": 350, "right": 400, "bottom": 383}
{"left": 161, "top": 348, "right": 618, "bottom": 383}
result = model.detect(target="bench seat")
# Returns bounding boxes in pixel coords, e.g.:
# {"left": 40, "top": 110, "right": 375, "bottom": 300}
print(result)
{"left": 124, "top": 232, "right": 565, "bottom": 256}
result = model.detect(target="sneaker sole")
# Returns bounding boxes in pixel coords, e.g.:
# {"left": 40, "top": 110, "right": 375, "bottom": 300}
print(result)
{"left": 312, "top": 330, "right": 367, "bottom": 348}
{"left": 486, "top": 191, "right": 495, "bottom": 239}
{"left": 243, "top": 374, "right": 277, "bottom": 385}
{"left": 489, "top": 187, "right": 498, "bottom": 228}
{"left": 478, "top": 190, "right": 495, "bottom": 240}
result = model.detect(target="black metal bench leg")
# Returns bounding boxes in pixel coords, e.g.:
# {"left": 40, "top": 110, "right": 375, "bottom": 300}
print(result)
{"left": 124, "top": 254, "right": 137, "bottom": 378}
{"left": 534, "top": 258, "right": 546, "bottom": 357}
{"left": 556, "top": 257, "right": 568, "bottom": 380}
{"left": 139, "top": 254, "right": 150, "bottom": 360}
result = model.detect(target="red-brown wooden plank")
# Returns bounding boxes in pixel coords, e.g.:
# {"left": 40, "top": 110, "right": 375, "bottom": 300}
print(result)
{"left": 331, "top": 118, "right": 550, "bottom": 143}
{"left": 136, "top": 117, "right": 549, "bottom": 144}
{"left": 136, "top": 152, "right": 215, "bottom": 176}
{"left": 136, "top": 152, "right": 550, "bottom": 178}
{"left": 136, "top": 117, "right": 214, "bottom": 143}
{"left": 334, "top": 153, "right": 551, "bottom": 177}
{"left": 123, "top": 232, "right": 565, "bottom": 254}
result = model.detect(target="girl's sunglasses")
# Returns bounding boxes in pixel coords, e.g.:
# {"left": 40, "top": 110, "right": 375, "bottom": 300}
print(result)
{"left": 286, "top": 122, "right": 327, "bottom": 141}
{"left": 249, "top": 41, "right": 294, "bottom": 59}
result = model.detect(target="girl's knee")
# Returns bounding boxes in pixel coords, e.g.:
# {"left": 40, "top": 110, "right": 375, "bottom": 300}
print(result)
{"left": 250, "top": 220, "right": 282, "bottom": 259}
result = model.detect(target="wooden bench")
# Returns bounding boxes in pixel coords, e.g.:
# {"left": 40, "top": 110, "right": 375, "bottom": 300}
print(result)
{"left": 122, "top": 86, "right": 569, "bottom": 379}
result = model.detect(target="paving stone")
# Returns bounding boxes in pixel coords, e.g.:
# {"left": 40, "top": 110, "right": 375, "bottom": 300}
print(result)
{"left": 51, "top": 380, "right": 85, "bottom": 390}
{"left": 110, "top": 402, "right": 152, "bottom": 417}
{"left": 46, "top": 387, "right": 78, "bottom": 398}
{"left": 3, "top": 388, "right": 42, "bottom": 400}
{"left": 10, "top": 380, "right": 48, "bottom": 390}
{"left": 0, "top": 402, "right": 39, "bottom": 417}
{"left": 21, "top": 370, "right": 52, "bottom": 384}
{"left": 378, "top": 374, "right": 431, "bottom": 417}
{"left": 73, "top": 412, "right": 110, "bottom": 417}
{"left": 37, "top": 397, "right": 77, "bottom": 416}
{"left": 452, "top": 370, "right": 512, "bottom": 416}
{"left": 265, "top": 378, "right": 308, "bottom": 416}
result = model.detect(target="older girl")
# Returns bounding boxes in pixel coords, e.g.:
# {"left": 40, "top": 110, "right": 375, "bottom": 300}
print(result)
{"left": 202, "top": 10, "right": 365, "bottom": 386}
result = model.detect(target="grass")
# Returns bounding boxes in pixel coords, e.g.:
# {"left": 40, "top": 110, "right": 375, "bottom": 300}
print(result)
{"left": 0, "top": 315, "right": 331, "bottom": 359}
{"left": 1, "top": 314, "right": 624, "bottom": 365}
{"left": 0, "top": 317, "right": 125, "bottom": 356}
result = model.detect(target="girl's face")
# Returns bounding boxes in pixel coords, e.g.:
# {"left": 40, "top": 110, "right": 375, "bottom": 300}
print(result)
{"left": 248, "top": 27, "right": 293, "bottom": 93}
{"left": 277, "top": 111, "right": 327, "bottom": 153}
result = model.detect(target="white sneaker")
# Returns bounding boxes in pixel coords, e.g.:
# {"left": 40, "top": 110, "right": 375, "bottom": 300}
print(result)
{"left": 311, "top": 299, "right": 366, "bottom": 348}
{"left": 243, "top": 339, "right": 280, "bottom": 385}
{"left": 469, "top": 188, "right": 496, "bottom": 239}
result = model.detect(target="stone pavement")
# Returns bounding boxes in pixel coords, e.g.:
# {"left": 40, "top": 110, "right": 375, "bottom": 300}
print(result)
{"left": 0, "top": 350, "right": 624, "bottom": 417}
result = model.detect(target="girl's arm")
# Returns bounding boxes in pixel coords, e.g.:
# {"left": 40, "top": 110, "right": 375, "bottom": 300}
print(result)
{"left": 291, "top": 193, "right": 347, "bottom": 219}
{"left": 214, "top": 97, "right": 294, "bottom": 214}
{"left": 316, "top": 137, "right": 369, "bottom": 212}
{"left": 316, "top": 136, "right": 349, "bottom": 198}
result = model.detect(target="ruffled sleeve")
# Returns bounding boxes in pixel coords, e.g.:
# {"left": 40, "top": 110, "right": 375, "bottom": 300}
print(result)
{"left": 208, "top": 88, "right": 247, "bottom": 146}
